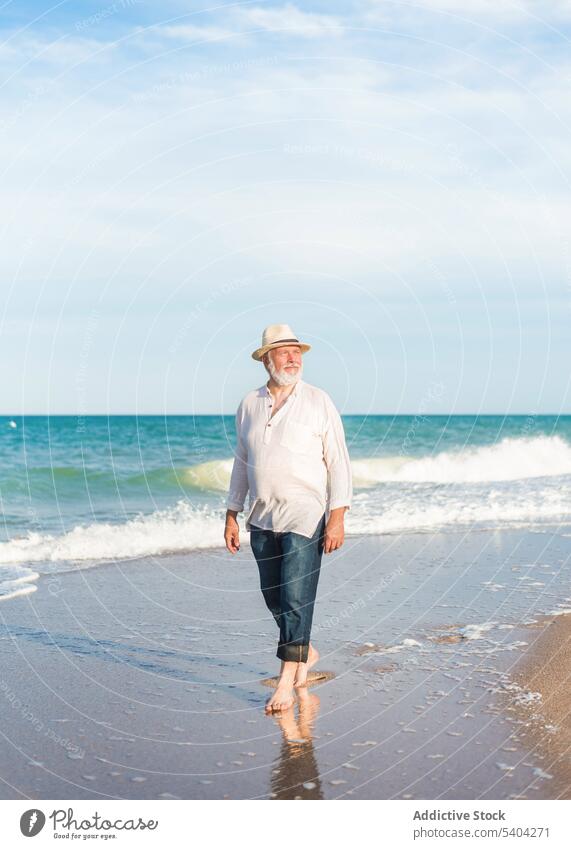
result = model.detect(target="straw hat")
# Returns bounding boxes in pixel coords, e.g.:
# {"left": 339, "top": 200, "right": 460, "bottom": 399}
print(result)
{"left": 251, "top": 324, "right": 311, "bottom": 361}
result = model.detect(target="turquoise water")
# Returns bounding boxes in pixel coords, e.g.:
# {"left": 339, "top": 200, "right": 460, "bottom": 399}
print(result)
{"left": 1, "top": 413, "right": 571, "bottom": 600}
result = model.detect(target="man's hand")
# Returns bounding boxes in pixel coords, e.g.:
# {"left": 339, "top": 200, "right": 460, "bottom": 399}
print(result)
{"left": 225, "top": 510, "right": 240, "bottom": 554}
{"left": 324, "top": 507, "right": 347, "bottom": 554}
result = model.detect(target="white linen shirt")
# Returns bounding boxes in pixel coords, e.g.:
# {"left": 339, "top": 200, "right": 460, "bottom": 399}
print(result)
{"left": 226, "top": 378, "right": 352, "bottom": 538}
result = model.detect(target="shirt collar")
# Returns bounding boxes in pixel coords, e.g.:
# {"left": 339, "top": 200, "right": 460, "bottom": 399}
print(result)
{"left": 265, "top": 378, "right": 303, "bottom": 400}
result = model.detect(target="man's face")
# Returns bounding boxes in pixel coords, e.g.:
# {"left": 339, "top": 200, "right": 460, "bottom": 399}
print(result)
{"left": 264, "top": 346, "right": 302, "bottom": 386}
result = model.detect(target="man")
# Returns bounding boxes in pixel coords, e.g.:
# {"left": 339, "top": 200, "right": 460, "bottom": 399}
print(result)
{"left": 224, "top": 323, "right": 352, "bottom": 713}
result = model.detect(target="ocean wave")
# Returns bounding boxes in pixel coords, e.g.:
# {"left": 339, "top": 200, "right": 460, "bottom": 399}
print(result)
{"left": 1, "top": 480, "right": 570, "bottom": 570}
{"left": 0, "top": 565, "right": 40, "bottom": 602}
{"left": 1, "top": 480, "right": 570, "bottom": 601}
{"left": 184, "top": 435, "right": 571, "bottom": 489}
{"left": 0, "top": 462, "right": 234, "bottom": 493}
{"left": 351, "top": 435, "right": 571, "bottom": 486}
{"left": 348, "top": 482, "right": 571, "bottom": 535}
{"left": 6, "top": 436, "right": 570, "bottom": 498}
{"left": 0, "top": 501, "right": 223, "bottom": 566}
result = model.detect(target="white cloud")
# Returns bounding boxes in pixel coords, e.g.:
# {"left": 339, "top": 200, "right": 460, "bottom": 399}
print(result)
{"left": 364, "top": 0, "right": 571, "bottom": 23}
{"left": 0, "top": 32, "right": 118, "bottom": 66}
{"left": 1, "top": 7, "right": 570, "bottom": 303}
{"left": 395, "top": 0, "right": 525, "bottom": 14}
{"left": 242, "top": 3, "right": 344, "bottom": 37}
{"left": 155, "top": 24, "right": 240, "bottom": 43}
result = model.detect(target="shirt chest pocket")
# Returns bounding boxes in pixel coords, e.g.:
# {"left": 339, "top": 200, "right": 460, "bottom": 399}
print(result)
{"left": 279, "top": 419, "right": 321, "bottom": 455}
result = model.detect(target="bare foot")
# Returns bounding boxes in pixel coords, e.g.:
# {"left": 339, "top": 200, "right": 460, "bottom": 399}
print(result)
{"left": 265, "top": 661, "right": 297, "bottom": 713}
{"left": 293, "top": 644, "right": 320, "bottom": 688}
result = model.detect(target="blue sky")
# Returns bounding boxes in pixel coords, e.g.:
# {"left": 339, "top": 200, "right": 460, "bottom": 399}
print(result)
{"left": 1, "top": 0, "right": 570, "bottom": 414}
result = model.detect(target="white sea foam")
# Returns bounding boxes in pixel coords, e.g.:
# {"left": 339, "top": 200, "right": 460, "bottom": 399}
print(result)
{"left": 0, "top": 578, "right": 38, "bottom": 600}
{"left": 0, "top": 565, "right": 39, "bottom": 600}
{"left": 347, "top": 481, "right": 571, "bottom": 535}
{"left": 0, "top": 502, "right": 223, "bottom": 568}
{"left": 379, "top": 638, "right": 423, "bottom": 654}
{"left": 350, "top": 435, "right": 571, "bottom": 485}
{"left": 458, "top": 622, "right": 498, "bottom": 640}
{"left": 494, "top": 681, "right": 543, "bottom": 706}
{"left": 0, "top": 502, "right": 229, "bottom": 601}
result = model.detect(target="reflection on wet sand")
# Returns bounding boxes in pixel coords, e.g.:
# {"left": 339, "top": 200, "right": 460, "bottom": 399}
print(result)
{"left": 269, "top": 687, "right": 323, "bottom": 799}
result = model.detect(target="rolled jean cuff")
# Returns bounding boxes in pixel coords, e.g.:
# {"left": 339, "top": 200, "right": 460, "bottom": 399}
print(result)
{"left": 277, "top": 643, "right": 309, "bottom": 663}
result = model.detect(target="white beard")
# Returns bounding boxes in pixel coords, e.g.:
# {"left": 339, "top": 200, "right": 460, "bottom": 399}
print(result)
{"left": 266, "top": 357, "right": 303, "bottom": 386}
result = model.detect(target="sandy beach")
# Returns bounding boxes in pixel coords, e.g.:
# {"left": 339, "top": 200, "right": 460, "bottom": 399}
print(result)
{"left": 1, "top": 526, "right": 570, "bottom": 800}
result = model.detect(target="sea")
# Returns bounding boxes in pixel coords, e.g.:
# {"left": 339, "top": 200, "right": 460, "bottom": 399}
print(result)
{"left": 1, "top": 413, "right": 571, "bottom": 601}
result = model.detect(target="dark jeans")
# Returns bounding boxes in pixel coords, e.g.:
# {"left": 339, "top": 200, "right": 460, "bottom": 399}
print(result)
{"left": 250, "top": 514, "right": 326, "bottom": 664}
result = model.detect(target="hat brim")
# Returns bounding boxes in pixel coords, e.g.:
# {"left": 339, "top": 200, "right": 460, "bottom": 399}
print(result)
{"left": 251, "top": 341, "right": 311, "bottom": 361}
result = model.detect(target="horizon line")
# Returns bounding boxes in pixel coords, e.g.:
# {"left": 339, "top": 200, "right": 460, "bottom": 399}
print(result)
{"left": 1, "top": 412, "right": 568, "bottom": 418}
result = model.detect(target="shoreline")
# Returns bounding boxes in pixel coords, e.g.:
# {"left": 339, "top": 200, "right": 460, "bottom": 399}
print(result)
{"left": 502, "top": 612, "right": 571, "bottom": 798}
{"left": 0, "top": 526, "right": 570, "bottom": 799}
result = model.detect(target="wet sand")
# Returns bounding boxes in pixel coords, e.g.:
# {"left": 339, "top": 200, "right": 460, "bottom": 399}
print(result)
{"left": 0, "top": 526, "right": 570, "bottom": 800}
{"left": 504, "top": 611, "right": 571, "bottom": 798}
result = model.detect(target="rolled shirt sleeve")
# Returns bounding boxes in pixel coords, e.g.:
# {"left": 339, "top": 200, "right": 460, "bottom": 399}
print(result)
{"left": 226, "top": 401, "right": 249, "bottom": 511}
{"left": 322, "top": 394, "right": 352, "bottom": 512}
